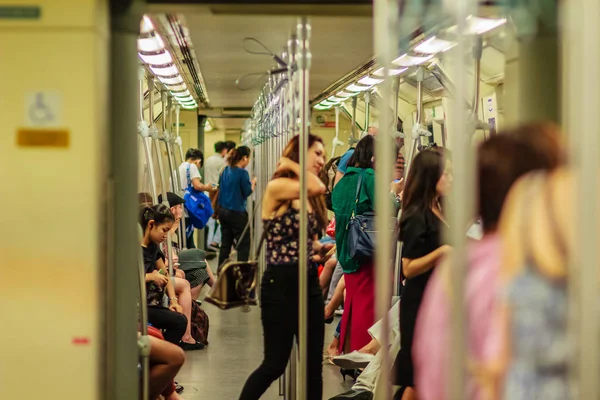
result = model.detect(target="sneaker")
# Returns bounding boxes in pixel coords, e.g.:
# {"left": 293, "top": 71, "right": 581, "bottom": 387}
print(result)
{"left": 333, "top": 351, "right": 376, "bottom": 369}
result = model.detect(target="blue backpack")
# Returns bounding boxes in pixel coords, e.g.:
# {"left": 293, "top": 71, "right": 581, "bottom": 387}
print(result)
{"left": 184, "top": 164, "right": 213, "bottom": 230}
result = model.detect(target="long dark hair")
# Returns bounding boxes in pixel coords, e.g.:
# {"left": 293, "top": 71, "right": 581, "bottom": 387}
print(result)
{"left": 228, "top": 146, "right": 251, "bottom": 166}
{"left": 348, "top": 135, "right": 375, "bottom": 168}
{"left": 272, "top": 134, "right": 328, "bottom": 230}
{"left": 478, "top": 124, "right": 563, "bottom": 233}
{"left": 139, "top": 204, "right": 175, "bottom": 231}
{"left": 400, "top": 149, "right": 445, "bottom": 230}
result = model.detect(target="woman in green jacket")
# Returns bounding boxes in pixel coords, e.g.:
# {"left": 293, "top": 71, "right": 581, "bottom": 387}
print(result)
{"left": 332, "top": 135, "right": 376, "bottom": 353}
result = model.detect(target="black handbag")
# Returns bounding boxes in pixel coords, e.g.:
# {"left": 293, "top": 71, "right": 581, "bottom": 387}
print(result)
{"left": 346, "top": 172, "right": 376, "bottom": 260}
{"left": 204, "top": 219, "right": 269, "bottom": 312}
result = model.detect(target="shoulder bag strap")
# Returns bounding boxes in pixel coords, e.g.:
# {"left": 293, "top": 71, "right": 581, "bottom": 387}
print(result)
{"left": 186, "top": 164, "right": 192, "bottom": 190}
{"left": 352, "top": 171, "right": 364, "bottom": 217}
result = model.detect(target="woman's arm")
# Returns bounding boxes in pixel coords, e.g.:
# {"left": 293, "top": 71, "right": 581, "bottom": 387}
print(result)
{"left": 240, "top": 170, "right": 254, "bottom": 197}
{"left": 266, "top": 157, "right": 326, "bottom": 202}
{"left": 402, "top": 244, "right": 452, "bottom": 279}
{"left": 156, "top": 258, "right": 183, "bottom": 313}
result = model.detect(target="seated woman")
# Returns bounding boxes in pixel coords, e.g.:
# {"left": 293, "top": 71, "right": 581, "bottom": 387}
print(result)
{"left": 147, "top": 327, "right": 185, "bottom": 400}
{"left": 140, "top": 204, "right": 188, "bottom": 346}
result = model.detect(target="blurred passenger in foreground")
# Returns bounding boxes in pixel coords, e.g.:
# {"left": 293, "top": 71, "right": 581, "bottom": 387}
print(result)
{"left": 414, "top": 123, "right": 563, "bottom": 400}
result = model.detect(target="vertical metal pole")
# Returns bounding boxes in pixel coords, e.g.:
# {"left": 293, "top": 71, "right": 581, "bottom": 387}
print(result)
{"left": 162, "top": 91, "right": 178, "bottom": 193}
{"left": 445, "top": 2, "right": 475, "bottom": 399}
{"left": 351, "top": 96, "right": 357, "bottom": 143}
{"left": 174, "top": 104, "right": 187, "bottom": 249}
{"left": 404, "top": 68, "right": 424, "bottom": 181}
{"left": 137, "top": 228, "right": 150, "bottom": 400}
{"left": 565, "top": 0, "right": 600, "bottom": 397}
{"left": 139, "top": 69, "right": 158, "bottom": 204}
{"left": 332, "top": 106, "right": 340, "bottom": 158}
{"left": 285, "top": 33, "right": 299, "bottom": 400}
{"left": 373, "top": 1, "right": 397, "bottom": 398}
{"left": 108, "top": 2, "right": 143, "bottom": 399}
{"left": 364, "top": 91, "right": 371, "bottom": 132}
{"left": 296, "top": 17, "right": 310, "bottom": 400}
{"left": 148, "top": 79, "right": 174, "bottom": 277}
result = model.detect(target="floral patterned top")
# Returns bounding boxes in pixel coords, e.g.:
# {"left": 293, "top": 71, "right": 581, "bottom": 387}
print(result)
{"left": 264, "top": 207, "right": 320, "bottom": 265}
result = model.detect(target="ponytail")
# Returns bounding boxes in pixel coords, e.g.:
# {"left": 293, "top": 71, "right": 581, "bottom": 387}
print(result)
{"left": 139, "top": 204, "right": 175, "bottom": 230}
{"left": 228, "top": 146, "right": 251, "bottom": 166}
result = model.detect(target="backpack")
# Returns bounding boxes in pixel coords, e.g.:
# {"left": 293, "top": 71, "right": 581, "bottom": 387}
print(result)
{"left": 319, "top": 156, "right": 341, "bottom": 211}
{"left": 190, "top": 301, "right": 210, "bottom": 346}
{"left": 184, "top": 164, "right": 213, "bottom": 229}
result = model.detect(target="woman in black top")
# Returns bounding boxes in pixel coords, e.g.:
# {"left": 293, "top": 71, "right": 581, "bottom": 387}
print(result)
{"left": 395, "top": 149, "right": 453, "bottom": 400}
{"left": 140, "top": 204, "right": 188, "bottom": 345}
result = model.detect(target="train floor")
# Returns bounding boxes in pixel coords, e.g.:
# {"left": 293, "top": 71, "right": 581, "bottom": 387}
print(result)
{"left": 175, "top": 258, "right": 353, "bottom": 399}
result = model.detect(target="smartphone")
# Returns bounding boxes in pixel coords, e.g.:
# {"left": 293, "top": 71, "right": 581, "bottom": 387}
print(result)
{"left": 212, "top": 183, "right": 219, "bottom": 188}
{"left": 393, "top": 179, "right": 402, "bottom": 183}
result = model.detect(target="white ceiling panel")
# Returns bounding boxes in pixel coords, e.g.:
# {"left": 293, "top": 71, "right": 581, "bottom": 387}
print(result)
{"left": 185, "top": 13, "right": 373, "bottom": 109}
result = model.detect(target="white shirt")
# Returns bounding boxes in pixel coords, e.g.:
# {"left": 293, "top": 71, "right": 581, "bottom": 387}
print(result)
{"left": 204, "top": 154, "right": 226, "bottom": 185}
{"left": 179, "top": 162, "right": 202, "bottom": 193}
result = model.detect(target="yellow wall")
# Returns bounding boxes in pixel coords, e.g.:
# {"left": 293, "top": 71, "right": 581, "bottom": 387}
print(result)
{"left": 204, "top": 130, "right": 225, "bottom": 157}
{"left": 177, "top": 110, "right": 198, "bottom": 151}
{"left": 0, "top": 1, "right": 108, "bottom": 398}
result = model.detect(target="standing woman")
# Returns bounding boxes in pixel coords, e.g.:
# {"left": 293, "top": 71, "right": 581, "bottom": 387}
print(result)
{"left": 331, "top": 134, "right": 377, "bottom": 354}
{"left": 394, "top": 149, "right": 453, "bottom": 400}
{"left": 217, "top": 146, "right": 256, "bottom": 268}
{"left": 238, "top": 134, "right": 332, "bottom": 400}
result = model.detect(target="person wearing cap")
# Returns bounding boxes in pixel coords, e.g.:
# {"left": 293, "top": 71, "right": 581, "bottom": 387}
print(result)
{"left": 158, "top": 192, "right": 206, "bottom": 351}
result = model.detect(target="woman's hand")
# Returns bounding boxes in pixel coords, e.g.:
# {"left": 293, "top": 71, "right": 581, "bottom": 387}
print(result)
{"left": 169, "top": 218, "right": 181, "bottom": 235}
{"left": 169, "top": 299, "right": 183, "bottom": 313}
{"left": 390, "top": 178, "right": 404, "bottom": 195}
{"left": 312, "top": 242, "right": 335, "bottom": 263}
{"left": 150, "top": 270, "right": 169, "bottom": 287}
{"left": 276, "top": 157, "right": 296, "bottom": 173}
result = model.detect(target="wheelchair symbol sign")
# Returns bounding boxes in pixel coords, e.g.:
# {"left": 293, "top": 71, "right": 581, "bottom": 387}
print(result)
{"left": 26, "top": 91, "right": 61, "bottom": 127}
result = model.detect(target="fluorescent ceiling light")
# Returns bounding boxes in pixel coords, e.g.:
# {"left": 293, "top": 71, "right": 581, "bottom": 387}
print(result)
{"left": 314, "top": 104, "right": 332, "bottom": 110}
{"left": 414, "top": 36, "right": 457, "bottom": 54}
{"left": 336, "top": 91, "right": 355, "bottom": 98}
{"left": 137, "top": 35, "right": 165, "bottom": 53}
{"left": 373, "top": 67, "right": 407, "bottom": 77}
{"left": 358, "top": 76, "right": 384, "bottom": 86}
{"left": 182, "top": 104, "right": 197, "bottom": 109}
{"left": 320, "top": 100, "right": 336, "bottom": 106}
{"left": 150, "top": 64, "right": 179, "bottom": 77}
{"left": 346, "top": 83, "right": 372, "bottom": 92}
{"left": 165, "top": 83, "right": 187, "bottom": 92}
{"left": 141, "top": 15, "right": 154, "bottom": 34}
{"left": 177, "top": 95, "right": 195, "bottom": 102}
{"left": 172, "top": 90, "right": 191, "bottom": 98}
{"left": 139, "top": 50, "right": 173, "bottom": 66}
{"left": 327, "top": 96, "right": 345, "bottom": 103}
{"left": 158, "top": 75, "right": 184, "bottom": 85}
{"left": 392, "top": 54, "right": 433, "bottom": 67}
{"left": 465, "top": 16, "right": 507, "bottom": 35}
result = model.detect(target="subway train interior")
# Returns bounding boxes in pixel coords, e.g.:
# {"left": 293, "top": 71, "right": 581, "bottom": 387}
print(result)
{"left": 3, "top": 0, "right": 600, "bottom": 399}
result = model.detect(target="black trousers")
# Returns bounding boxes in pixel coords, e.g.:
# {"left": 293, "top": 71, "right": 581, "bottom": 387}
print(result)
{"left": 218, "top": 208, "right": 250, "bottom": 269}
{"left": 147, "top": 306, "right": 188, "bottom": 344}
{"left": 238, "top": 264, "right": 325, "bottom": 400}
